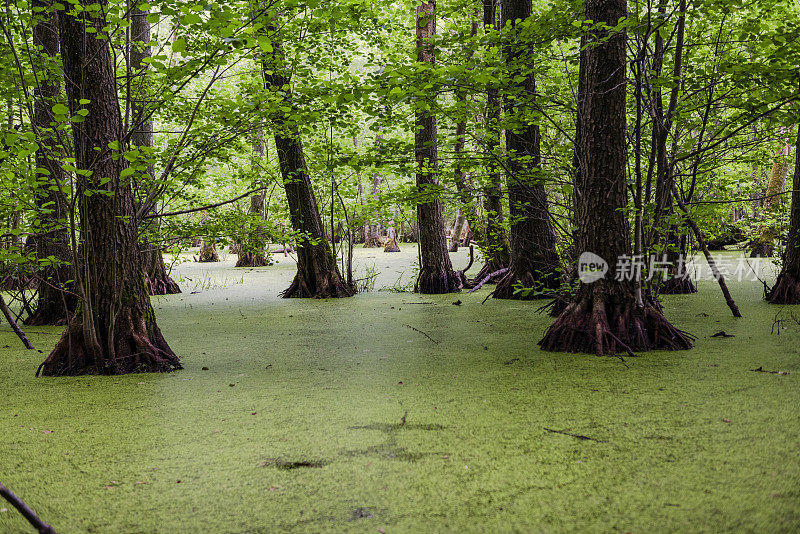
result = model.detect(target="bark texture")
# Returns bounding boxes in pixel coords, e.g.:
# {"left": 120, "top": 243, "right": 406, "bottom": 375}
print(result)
{"left": 493, "top": 0, "right": 560, "bottom": 300}
{"left": 38, "top": 1, "right": 180, "bottom": 376}
{"left": 767, "top": 111, "right": 800, "bottom": 304}
{"left": 472, "top": 0, "right": 510, "bottom": 285}
{"left": 260, "top": 17, "right": 352, "bottom": 298}
{"left": 539, "top": 0, "right": 692, "bottom": 355}
{"left": 26, "top": 0, "right": 77, "bottom": 325}
{"left": 414, "top": 0, "right": 461, "bottom": 294}
{"left": 131, "top": 6, "right": 180, "bottom": 295}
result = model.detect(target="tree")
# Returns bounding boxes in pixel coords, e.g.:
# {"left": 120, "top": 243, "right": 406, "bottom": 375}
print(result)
{"left": 414, "top": 0, "right": 461, "bottom": 294}
{"left": 131, "top": 5, "right": 181, "bottom": 295}
{"left": 236, "top": 134, "right": 270, "bottom": 267}
{"left": 471, "top": 0, "right": 511, "bottom": 284}
{"left": 260, "top": 12, "right": 353, "bottom": 298}
{"left": 767, "top": 106, "right": 800, "bottom": 303}
{"left": 25, "top": 0, "right": 76, "bottom": 325}
{"left": 38, "top": 0, "right": 180, "bottom": 376}
{"left": 538, "top": 0, "right": 693, "bottom": 355}
{"left": 750, "top": 142, "right": 789, "bottom": 257}
{"left": 493, "top": 0, "right": 561, "bottom": 300}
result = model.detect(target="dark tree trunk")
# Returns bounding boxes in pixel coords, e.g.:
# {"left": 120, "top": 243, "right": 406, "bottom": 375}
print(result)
{"left": 260, "top": 17, "right": 352, "bottom": 298}
{"left": 451, "top": 16, "right": 483, "bottom": 252}
{"left": 131, "top": 6, "right": 180, "bottom": 295}
{"left": 25, "top": 0, "right": 77, "bottom": 326}
{"left": 472, "top": 0, "right": 510, "bottom": 285}
{"left": 539, "top": 0, "right": 692, "bottom": 355}
{"left": 38, "top": 0, "right": 180, "bottom": 376}
{"left": 767, "top": 104, "right": 800, "bottom": 304}
{"left": 493, "top": 0, "right": 560, "bottom": 300}
{"left": 414, "top": 0, "right": 461, "bottom": 294}
{"left": 236, "top": 135, "right": 270, "bottom": 267}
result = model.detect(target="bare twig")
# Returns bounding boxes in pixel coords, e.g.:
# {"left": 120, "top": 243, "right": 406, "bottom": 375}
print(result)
{"left": 543, "top": 427, "right": 608, "bottom": 443}
{"left": 404, "top": 324, "right": 439, "bottom": 344}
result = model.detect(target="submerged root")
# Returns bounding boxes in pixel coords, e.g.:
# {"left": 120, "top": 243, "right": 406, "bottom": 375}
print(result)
{"left": 538, "top": 291, "right": 694, "bottom": 355}
{"left": 767, "top": 271, "right": 800, "bottom": 304}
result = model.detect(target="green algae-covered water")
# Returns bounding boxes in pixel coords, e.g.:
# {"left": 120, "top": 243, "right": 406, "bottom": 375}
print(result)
{"left": 2, "top": 247, "right": 798, "bottom": 532}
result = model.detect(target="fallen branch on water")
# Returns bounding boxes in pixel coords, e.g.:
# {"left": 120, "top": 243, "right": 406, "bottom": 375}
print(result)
{"left": 0, "top": 482, "right": 56, "bottom": 533}
{"left": 468, "top": 268, "right": 509, "bottom": 294}
{"left": 404, "top": 324, "right": 439, "bottom": 344}
{"left": 543, "top": 427, "right": 608, "bottom": 443}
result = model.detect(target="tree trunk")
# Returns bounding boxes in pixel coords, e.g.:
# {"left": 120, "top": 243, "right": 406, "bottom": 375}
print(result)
{"left": 38, "top": 0, "right": 180, "bottom": 376}
{"left": 384, "top": 226, "right": 400, "bottom": 252}
{"left": 364, "top": 168, "right": 383, "bottom": 247}
{"left": 236, "top": 135, "right": 270, "bottom": 267}
{"left": 751, "top": 147, "right": 789, "bottom": 257}
{"left": 414, "top": 0, "right": 461, "bottom": 294}
{"left": 472, "top": 0, "right": 510, "bottom": 285}
{"left": 260, "top": 16, "right": 353, "bottom": 298}
{"left": 493, "top": 0, "right": 560, "bottom": 300}
{"left": 449, "top": 210, "right": 466, "bottom": 252}
{"left": 539, "top": 0, "right": 692, "bottom": 355}
{"left": 26, "top": 0, "right": 77, "bottom": 325}
{"left": 451, "top": 16, "right": 484, "bottom": 252}
{"left": 198, "top": 240, "right": 220, "bottom": 262}
{"left": 768, "top": 102, "right": 800, "bottom": 303}
{"left": 131, "top": 6, "right": 181, "bottom": 295}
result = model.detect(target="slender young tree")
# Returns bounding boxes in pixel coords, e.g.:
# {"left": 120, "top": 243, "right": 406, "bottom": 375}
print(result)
{"left": 25, "top": 0, "right": 77, "bottom": 325}
{"left": 539, "top": 0, "right": 692, "bottom": 355}
{"left": 414, "top": 0, "right": 461, "bottom": 294}
{"left": 260, "top": 13, "right": 353, "bottom": 298}
{"left": 38, "top": 0, "right": 180, "bottom": 376}
{"left": 493, "top": 0, "right": 561, "bottom": 299}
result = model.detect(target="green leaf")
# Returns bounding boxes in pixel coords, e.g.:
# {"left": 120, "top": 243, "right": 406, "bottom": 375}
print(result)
{"left": 172, "top": 37, "right": 187, "bottom": 53}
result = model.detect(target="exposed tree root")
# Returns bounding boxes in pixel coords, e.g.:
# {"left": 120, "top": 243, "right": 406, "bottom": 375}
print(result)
{"left": 493, "top": 267, "right": 559, "bottom": 300}
{"left": 363, "top": 236, "right": 382, "bottom": 248}
{"left": 198, "top": 242, "right": 220, "bottom": 262}
{"left": 767, "top": 271, "right": 800, "bottom": 304}
{"left": 146, "top": 274, "right": 181, "bottom": 295}
{"left": 384, "top": 239, "right": 400, "bottom": 252}
{"left": 469, "top": 260, "right": 507, "bottom": 287}
{"left": 235, "top": 253, "right": 270, "bottom": 268}
{"left": 660, "top": 276, "right": 697, "bottom": 294}
{"left": 281, "top": 271, "right": 355, "bottom": 299}
{"left": 415, "top": 268, "right": 462, "bottom": 294}
{"left": 37, "top": 310, "right": 182, "bottom": 376}
{"left": 539, "top": 284, "right": 694, "bottom": 355}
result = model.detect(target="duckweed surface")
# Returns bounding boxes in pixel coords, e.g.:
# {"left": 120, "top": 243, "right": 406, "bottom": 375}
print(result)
{"left": 1, "top": 247, "right": 799, "bottom": 532}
